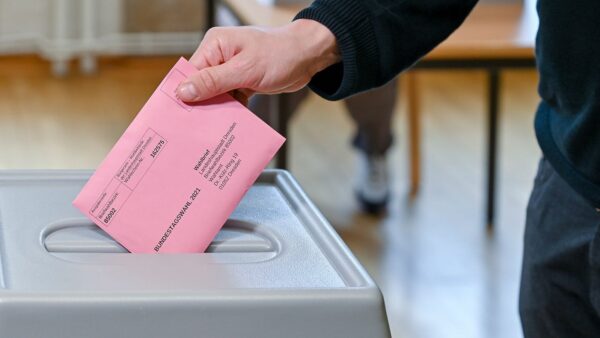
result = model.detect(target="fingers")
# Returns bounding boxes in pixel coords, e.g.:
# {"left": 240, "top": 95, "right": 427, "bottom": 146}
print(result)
{"left": 188, "top": 48, "right": 212, "bottom": 71}
{"left": 189, "top": 27, "right": 238, "bottom": 70}
{"left": 180, "top": 27, "right": 250, "bottom": 102}
{"left": 189, "top": 38, "right": 223, "bottom": 70}
{"left": 176, "top": 60, "right": 243, "bottom": 102}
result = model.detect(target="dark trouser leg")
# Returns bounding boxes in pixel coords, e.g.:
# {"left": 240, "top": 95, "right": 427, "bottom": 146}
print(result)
{"left": 519, "top": 158, "right": 600, "bottom": 337}
{"left": 250, "top": 81, "right": 396, "bottom": 156}
{"left": 344, "top": 79, "right": 397, "bottom": 155}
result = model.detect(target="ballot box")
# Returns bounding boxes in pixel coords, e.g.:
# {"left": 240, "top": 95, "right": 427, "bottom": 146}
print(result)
{"left": 0, "top": 170, "right": 390, "bottom": 338}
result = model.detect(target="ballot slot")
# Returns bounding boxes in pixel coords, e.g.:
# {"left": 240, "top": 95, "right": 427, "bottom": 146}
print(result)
{"left": 43, "top": 218, "right": 276, "bottom": 254}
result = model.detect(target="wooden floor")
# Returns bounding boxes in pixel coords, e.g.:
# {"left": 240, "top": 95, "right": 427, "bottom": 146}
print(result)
{"left": 0, "top": 56, "right": 541, "bottom": 338}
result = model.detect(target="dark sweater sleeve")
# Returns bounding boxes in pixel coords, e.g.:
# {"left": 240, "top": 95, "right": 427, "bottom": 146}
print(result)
{"left": 294, "top": 0, "right": 478, "bottom": 100}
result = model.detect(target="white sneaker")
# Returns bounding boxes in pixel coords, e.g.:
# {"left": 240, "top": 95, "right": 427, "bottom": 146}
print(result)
{"left": 355, "top": 152, "right": 391, "bottom": 214}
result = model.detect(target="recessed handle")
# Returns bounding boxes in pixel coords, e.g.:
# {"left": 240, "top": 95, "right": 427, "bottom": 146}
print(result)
{"left": 44, "top": 219, "right": 274, "bottom": 253}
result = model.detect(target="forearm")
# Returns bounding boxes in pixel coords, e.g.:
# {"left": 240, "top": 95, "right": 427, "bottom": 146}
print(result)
{"left": 177, "top": 0, "right": 477, "bottom": 103}
{"left": 296, "top": 0, "right": 479, "bottom": 100}
{"left": 285, "top": 19, "right": 341, "bottom": 78}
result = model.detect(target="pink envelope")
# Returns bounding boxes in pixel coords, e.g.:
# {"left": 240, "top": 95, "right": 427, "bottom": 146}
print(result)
{"left": 73, "top": 57, "right": 285, "bottom": 253}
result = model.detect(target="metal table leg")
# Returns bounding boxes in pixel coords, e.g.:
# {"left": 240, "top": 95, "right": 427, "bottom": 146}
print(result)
{"left": 206, "top": 0, "right": 216, "bottom": 30}
{"left": 272, "top": 94, "right": 291, "bottom": 169}
{"left": 406, "top": 71, "right": 422, "bottom": 198}
{"left": 486, "top": 68, "right": 500, "bottom": 230}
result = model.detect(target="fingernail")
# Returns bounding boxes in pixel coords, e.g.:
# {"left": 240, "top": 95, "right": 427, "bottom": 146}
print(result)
{"left": 176, "top": 82, "right": 199, "bottom": 101}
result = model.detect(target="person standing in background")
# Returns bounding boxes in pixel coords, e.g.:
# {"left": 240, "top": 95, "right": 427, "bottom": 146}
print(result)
{"left": 250, "top": 82, "right": 397, "bottom": 214}
{"left": 214, "top": 4, "right": 398, "bottom": 214}
{"left": 176, "top": 0, "right": 600, "bottom": 336}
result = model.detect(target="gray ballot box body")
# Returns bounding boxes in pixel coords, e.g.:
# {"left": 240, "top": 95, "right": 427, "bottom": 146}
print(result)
{"left": 0, "top": 170, "right": 390, "bottom": 338}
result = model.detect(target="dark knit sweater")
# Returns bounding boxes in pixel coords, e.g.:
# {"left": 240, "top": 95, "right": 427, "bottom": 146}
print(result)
{"left": 296, "top": 0, "right": 600, "bottom": 208}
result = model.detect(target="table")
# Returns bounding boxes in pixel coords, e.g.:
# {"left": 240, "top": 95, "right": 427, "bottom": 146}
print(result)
{"left": 208, "top": 0, "right": 537, "bottom": 229}
{"left": 408, "top": 2, "right": 536, "bottom": 228}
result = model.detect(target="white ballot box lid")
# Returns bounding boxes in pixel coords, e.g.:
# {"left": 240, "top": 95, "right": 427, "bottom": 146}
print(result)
{"left": 0, "top": 170, "right": 390, "bottom": 338}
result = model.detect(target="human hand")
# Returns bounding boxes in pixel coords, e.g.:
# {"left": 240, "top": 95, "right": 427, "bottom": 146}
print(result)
{"left": 176, "top": 19, "right": 340, "bottom": 104}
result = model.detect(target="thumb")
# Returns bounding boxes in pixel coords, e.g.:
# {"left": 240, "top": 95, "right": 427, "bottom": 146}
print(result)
{"left": 176, "top": 62, "right": 241, "bottom": 102}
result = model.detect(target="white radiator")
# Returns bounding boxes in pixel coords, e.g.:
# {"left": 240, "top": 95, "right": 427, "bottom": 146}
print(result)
{"left": 0, "top": 0, "right": 204, "bottom": 76}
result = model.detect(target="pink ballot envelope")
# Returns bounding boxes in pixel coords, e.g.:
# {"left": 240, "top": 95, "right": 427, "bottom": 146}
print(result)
{"left": 73, "top": 57, "right": 285, "bottom": 253}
